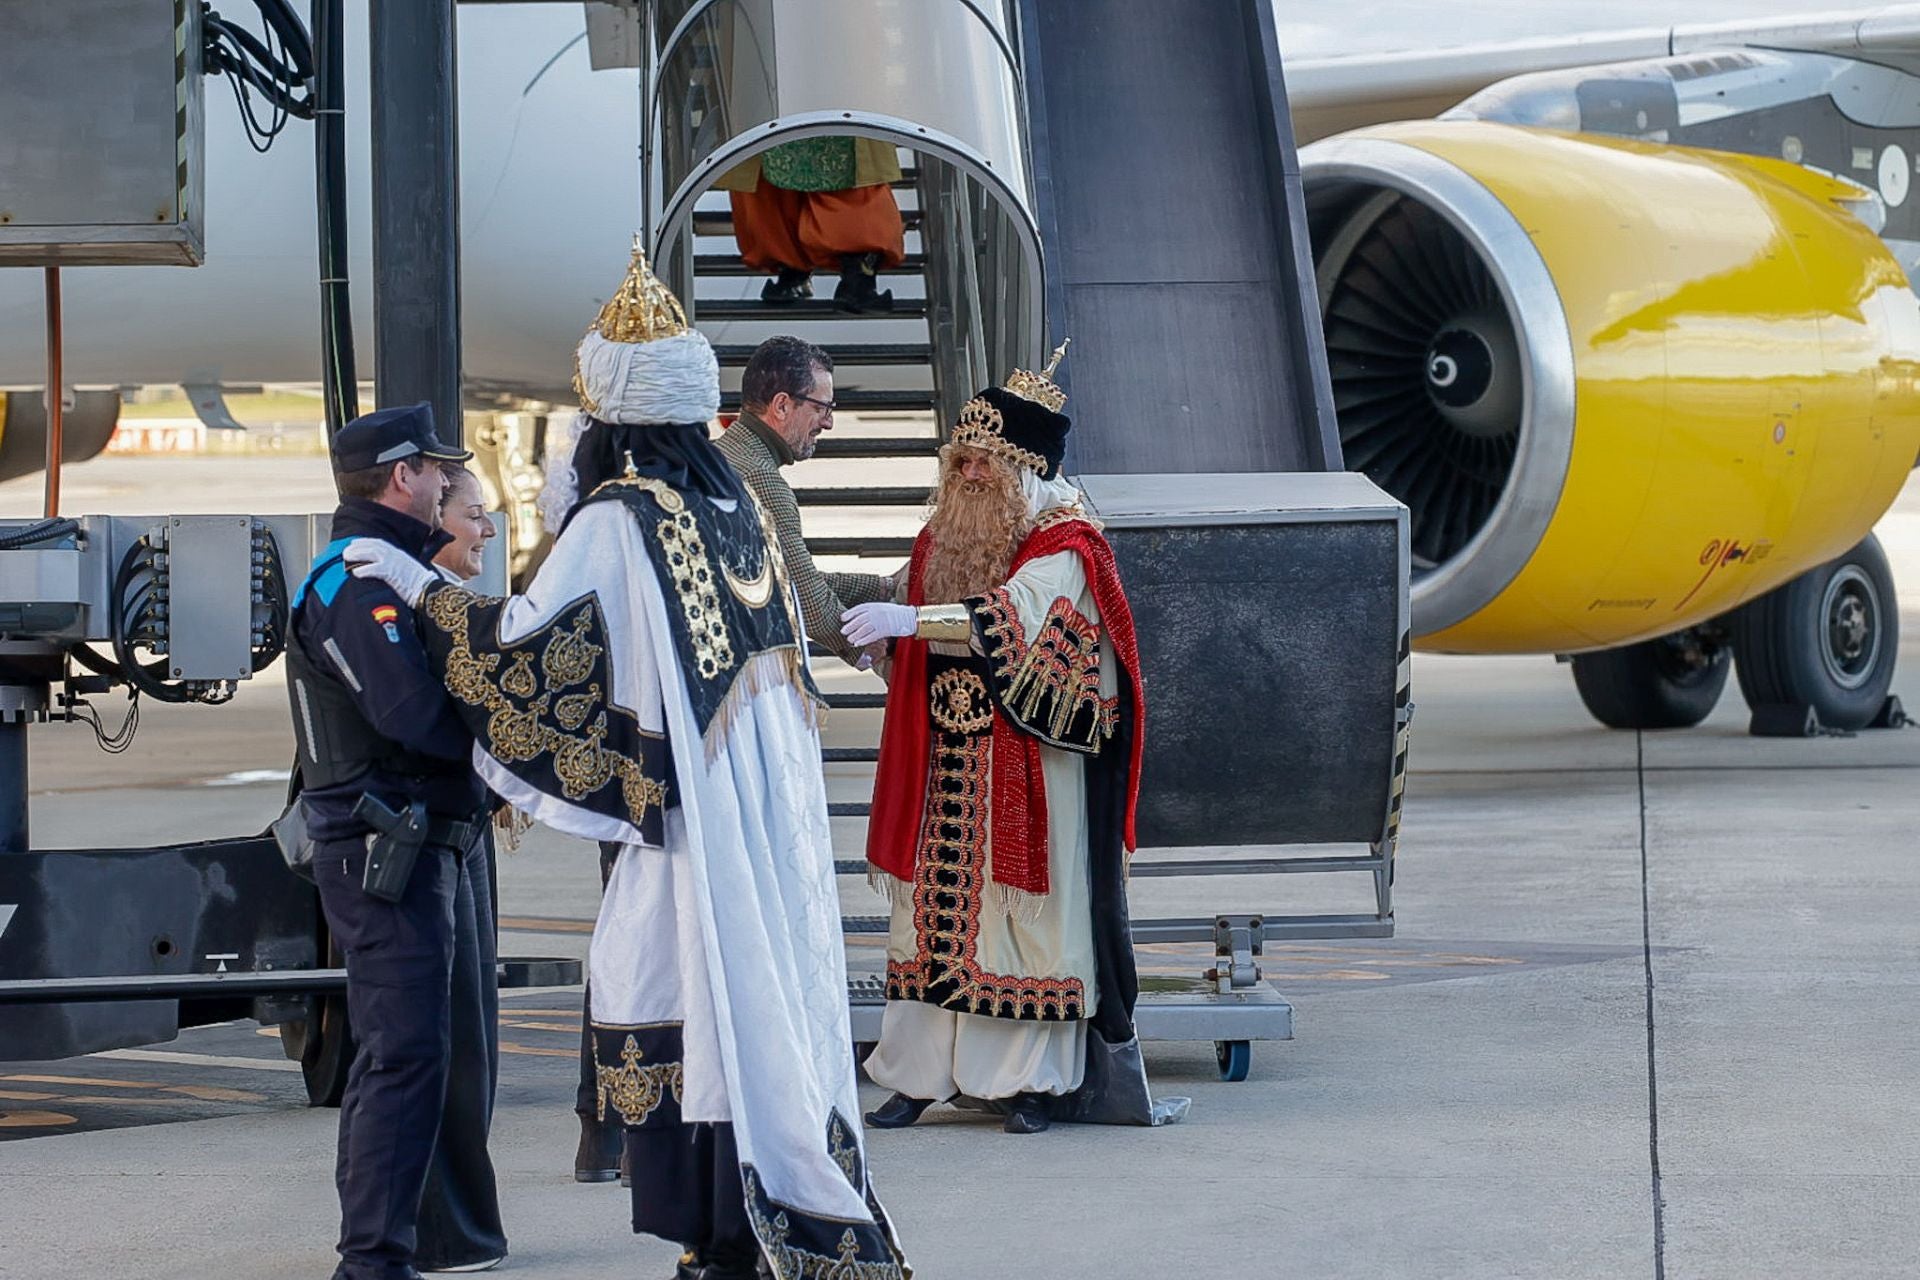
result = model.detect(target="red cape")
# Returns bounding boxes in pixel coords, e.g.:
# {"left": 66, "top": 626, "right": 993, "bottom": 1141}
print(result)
{"left": 866, "top": 517, "right": 1145, "bottom": 895}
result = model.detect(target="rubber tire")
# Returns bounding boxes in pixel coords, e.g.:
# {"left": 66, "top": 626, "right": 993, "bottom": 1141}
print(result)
{"left": 1570, "top": 636, "right": 1731, "bottom": 730}
{"left": 1732, "top": 534, "right": 1899, "bottom": 731}
{"left": 1215, "top": 1040, "right": 1251, "bottom": 1083}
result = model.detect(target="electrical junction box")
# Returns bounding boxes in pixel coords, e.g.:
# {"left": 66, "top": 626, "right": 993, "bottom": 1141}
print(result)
{"left": 0, "top": 0, "right": 206, "bottom": 265}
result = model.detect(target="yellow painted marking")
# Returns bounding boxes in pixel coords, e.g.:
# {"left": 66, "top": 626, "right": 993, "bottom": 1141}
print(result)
{"left": 5, "top": 1074, "right": 156, "bottom": 1090}
{"left": 495, "top": 1008, "right": 583, "bottom": 1018}
{"left": 499, "top": 1040, "right": 576, "bottom": 1058}
{"left": 499, "top": 915, "right": 593, "bottom": 935}
{"left": 0, "top": 1110, "right": 76, "bottom": 1129}
{"left": 0, "top": 1089, "right": 59, "bottom": 1102}
{"left": 500, "top": 1020, "right": 579, "bottom": 1033}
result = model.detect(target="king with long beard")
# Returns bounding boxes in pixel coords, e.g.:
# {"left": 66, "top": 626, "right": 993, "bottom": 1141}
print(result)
{"left": 842, "top": 346, "right": 1163, "bottom": 1134}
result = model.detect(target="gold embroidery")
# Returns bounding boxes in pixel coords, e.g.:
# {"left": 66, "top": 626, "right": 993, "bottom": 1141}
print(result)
{"left": 541, "top": 607, "right": 602, "bottom": 689}
{"left": 744, "top": 1170, "right": 905, "bottom": 1280}
{"left": 930, "top": 668, "right": 993, "bottom": 734}
{"left": 951, "top": 397, "right": 1049, "bottom": 476}
{"left": 554, "top": 683, "right": 599, "bottom": 731}
{"left": 593, "top": 1033, "right": 684, "bottom": 1127}
{"left": 501, "top": 651, "right": 537, "bottom": 699}
{"left": 721, "top": 548, "right": 775, "bottom": 609}
{"left": 660, "top": 507, "right": 734, "bottom": 680}
{"left": 424, "top": 586, "right": 669, "bottom": 829}
{"left": 974, "top": 590, "right": 1115, "bottom": 750}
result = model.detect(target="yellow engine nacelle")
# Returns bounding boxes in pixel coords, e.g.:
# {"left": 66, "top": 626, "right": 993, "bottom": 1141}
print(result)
{"left": 1300, "top": 121, "right": 1920, "bottom": 653}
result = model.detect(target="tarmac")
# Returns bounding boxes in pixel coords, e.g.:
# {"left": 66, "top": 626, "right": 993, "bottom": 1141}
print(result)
{"left": 1, "top": 452, "right": 1917, "bottom": 1279}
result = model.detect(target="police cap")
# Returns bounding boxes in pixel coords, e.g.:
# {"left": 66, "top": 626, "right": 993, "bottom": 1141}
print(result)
{"left": 330, "top": 402, "right": 473, "bottom": 474}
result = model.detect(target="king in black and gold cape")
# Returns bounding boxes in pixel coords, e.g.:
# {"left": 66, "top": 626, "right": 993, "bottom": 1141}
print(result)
{"left": 368, "top": 246, "right": 908, "bottom": 1280}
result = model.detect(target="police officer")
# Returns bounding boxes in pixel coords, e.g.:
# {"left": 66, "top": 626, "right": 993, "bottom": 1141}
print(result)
{"left": 287, "top": 403, "right": 502, "bottom": 1280}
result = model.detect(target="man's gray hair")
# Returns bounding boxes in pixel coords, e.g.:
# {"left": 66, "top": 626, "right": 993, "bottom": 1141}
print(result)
{"left": 741, "top": 335, "right": 832, "bottom": 411}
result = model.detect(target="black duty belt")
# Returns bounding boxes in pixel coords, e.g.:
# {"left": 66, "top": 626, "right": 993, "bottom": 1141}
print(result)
{"left": 424, "top": 817, "right": 486, "bottom": 853}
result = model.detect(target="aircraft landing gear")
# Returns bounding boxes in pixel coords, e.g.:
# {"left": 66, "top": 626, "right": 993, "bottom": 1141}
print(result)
{"left": 1570, "top": 628, "right": 1731, "bottom": 729}
{"left": 1732, "top": 534, "right": 1901, "bottom": 734}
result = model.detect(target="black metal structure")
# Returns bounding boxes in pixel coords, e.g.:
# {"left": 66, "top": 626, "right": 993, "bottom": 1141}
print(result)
{"left": 1016, "top": 0, "right": 1342, "bottom": 476}
{"left": 369, "top": 0, "right": 463, "bottom": 446}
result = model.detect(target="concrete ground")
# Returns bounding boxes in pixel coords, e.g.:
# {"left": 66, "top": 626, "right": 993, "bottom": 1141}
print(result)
{"left": 1, "top": 454, "right": 1917, "bottom": 1279}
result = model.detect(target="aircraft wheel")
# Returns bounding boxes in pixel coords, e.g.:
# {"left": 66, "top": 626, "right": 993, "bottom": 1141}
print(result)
{"left": 1570, "top": 631, "right": 1730, "bottom": 729}
{"left": 1732, "top": 534, "right": 1898, "bottom": 731}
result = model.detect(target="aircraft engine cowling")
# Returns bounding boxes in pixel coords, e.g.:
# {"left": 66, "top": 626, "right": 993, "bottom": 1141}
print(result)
{"left": 1301, "top": 121, "right": 1920, "bottom": 653}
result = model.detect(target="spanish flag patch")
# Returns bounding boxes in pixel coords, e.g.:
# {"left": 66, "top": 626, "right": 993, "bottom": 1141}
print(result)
{"left": 372, "top": 603, "right": 401, "bottom": 643}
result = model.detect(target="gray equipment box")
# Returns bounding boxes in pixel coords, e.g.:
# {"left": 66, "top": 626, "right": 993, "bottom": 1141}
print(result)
{"left": 1077, "top": 471, "right": 1410, "bottom": 856}
{"left": 0, "top": 0, "right": 206, "bottom": 266}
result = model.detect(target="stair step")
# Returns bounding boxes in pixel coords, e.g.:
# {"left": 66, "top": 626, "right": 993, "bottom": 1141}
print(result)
{"left": 697, "top": 253, "right": 927, "bottom": 278}
{"left": 713, "top": 342, "right": 932, "bottom": 367}
{"left": 840, "top": 915, "right": 890, "bottom": 935}
{"left": 809, "top": 436, "right": 941, "bottom": 459}
{"left": 694, "top": 208, "right": 923, "bottom": 237}
{"left": 793, "top": 486, "right": 928, "bottom": 507}
{"left": 807, "top": 537, "right": 916, "bottom": 557}
{"left": 823, "top": 746, "right": 880, "bottom": 763}
{"left": 720, "top": 390, "right": 934, "bottom": 414}
{"left": 698, "top": 297, "right": 929, "bottom": 321}
{"left": 829, "top": 803, "right": 874, "bottom": 820}
{"left": 823, "top": 692, "right": 889, "bottom": 709}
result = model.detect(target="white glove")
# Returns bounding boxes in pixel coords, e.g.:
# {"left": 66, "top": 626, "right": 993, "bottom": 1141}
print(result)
{"left": 841, "top": 601, "right": 917, "bottom": 648}
{"left": 343, "top": 537, "right": 437, "bottom": 608}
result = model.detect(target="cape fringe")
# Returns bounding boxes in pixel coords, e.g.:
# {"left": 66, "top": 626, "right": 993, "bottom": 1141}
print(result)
{"left": 868, "top": 867, "right": 915, "bottom": 911}
{"left": 700, "top": 646, "right": 826, "bottom": 761}
{"left": 986, "top": 878, "right": 1048, "bottom": 923}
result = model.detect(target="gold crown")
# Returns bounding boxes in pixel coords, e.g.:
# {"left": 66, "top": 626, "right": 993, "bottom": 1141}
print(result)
{"left": 589, "top": 239, "right": 688, "bottom": 344}
{"left": 1000, "top": 339, "right": 1070, "bottom": 413}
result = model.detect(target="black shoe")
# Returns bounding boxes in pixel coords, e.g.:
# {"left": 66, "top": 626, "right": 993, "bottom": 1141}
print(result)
{"left": 675, "top": 1244, "right": 762, "bottom": 1280}
{"left": 574, "top": 1112, "right": 621, "bottom": 1183}
{"left": 834, "top": 253, "right": 894, "bottom": 313}
{"left": 760, "top": 268, "right": 812, "bottom": 304}
{"left": 1002, "top": 1092, "right": 1052, "bottom": 1134}
{"left": 863, "top": 1091, "right": 932, "bottom": 1129}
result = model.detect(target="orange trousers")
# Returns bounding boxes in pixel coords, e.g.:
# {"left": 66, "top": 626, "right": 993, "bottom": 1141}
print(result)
{"left": 729, "top": 182, "right": 905, "bottom": 274}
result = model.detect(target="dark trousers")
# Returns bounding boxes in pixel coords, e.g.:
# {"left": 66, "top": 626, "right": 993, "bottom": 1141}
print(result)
{"left": 627, "top": 1124, "right": 756, "bottom": 1262}
{"left": 315, "top": 828, "right": 474, "bottom": 1280}
{"left": 575, "top": 840, "right": 623, "bottom": 1118}
{"left": 415, "top": 835, "right": 507, "bottom": 1270}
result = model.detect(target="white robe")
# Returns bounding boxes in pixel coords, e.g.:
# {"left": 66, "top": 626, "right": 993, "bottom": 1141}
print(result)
{"left": 465, "top": 499, "right": 904, "bottom": 1275}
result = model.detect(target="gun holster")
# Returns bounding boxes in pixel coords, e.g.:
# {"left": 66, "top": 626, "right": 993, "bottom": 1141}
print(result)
{"left": 353, "top": 794, "right": 430, "bottom": 903}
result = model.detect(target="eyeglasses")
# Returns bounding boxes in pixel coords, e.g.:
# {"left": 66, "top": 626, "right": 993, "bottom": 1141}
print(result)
{"left": 794, "top": 393, "right": 836, "bottom": 414}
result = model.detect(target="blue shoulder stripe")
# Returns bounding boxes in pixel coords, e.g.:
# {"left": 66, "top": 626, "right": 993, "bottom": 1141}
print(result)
{"left": 292, "top": 537, "right": 357, "bottom": 611}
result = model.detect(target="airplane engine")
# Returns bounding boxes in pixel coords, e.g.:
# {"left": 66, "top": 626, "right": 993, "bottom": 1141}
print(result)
{"left": 0, "top": 389, "right": 121, "bottom": 485}
{"left": 1301, "top": 121, "right": 1920, "bottom": 730}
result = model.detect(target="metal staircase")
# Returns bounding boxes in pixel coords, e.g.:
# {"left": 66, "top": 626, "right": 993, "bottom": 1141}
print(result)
{"left": 684, "top": 157, "right": 940, "bottom": 857}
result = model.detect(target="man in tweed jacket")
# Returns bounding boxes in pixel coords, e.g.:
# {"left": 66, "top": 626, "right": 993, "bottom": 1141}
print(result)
{"left": 717, "top": 336, "right": 896, "bottom": 666}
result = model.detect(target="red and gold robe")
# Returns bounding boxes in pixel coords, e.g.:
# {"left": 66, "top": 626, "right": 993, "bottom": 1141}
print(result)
{"left": 863, "top": 508, "right": 1149, "bottom": 1112}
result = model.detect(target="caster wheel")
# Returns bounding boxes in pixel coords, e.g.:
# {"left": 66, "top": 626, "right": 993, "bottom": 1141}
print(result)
{"left": 1215, "top": 1040, "right": 1251, "bottom": 1082}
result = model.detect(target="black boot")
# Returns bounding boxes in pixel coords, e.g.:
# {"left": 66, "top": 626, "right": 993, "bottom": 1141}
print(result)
{"left": 573, "top": 1112, "right": 622, "bottom": 1183}
{"left": 760, "top": 267, "right": 812, "bottom": 304}
{"left": 682, "top": 1242, "right": 763, "bottom": 1280}
{"left": 833, "top": 253, "right": 894, "bottom": 313}
{"left": 1002, "top": 1092, "right": 1052, "bottom": 1135}
{"left": 863, "top": 1091, "right": 933, "bottom": 1129}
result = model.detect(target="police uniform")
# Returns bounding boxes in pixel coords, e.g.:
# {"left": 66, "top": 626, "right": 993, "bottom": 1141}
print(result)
{"left": 287, "top": 405, "right": 502, "bottom": 1280}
